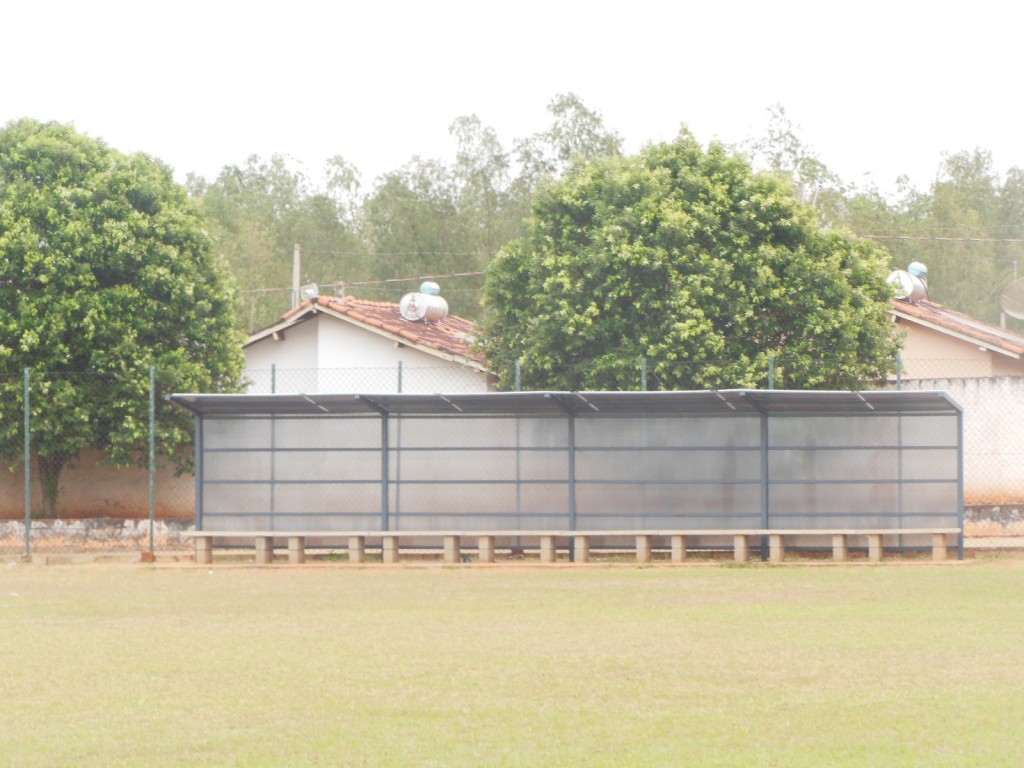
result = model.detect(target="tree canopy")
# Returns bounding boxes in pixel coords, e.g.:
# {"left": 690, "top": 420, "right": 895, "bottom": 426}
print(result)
{"left": 0, "top": 119, "right": 244, "bottom": 514}
{"left": 481, "top": 131, "right": 901, "bottom": 391}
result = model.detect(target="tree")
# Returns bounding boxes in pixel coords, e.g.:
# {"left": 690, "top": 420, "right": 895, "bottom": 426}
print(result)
{"left": 190, "top": 154, "right": 366, "bottom": 330}
{"left": 0, "top": 119, "right": 245, "bottom": 515}
{"left": 481, "top": 131, "right": 901, "bottom": 391}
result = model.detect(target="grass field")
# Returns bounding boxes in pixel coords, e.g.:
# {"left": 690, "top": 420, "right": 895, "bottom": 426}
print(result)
{"left": 2, "top": 559, "right": 1024, "bottom": 767}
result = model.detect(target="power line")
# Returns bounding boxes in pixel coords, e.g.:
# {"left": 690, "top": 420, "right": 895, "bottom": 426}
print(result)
{"left": 240, "top": 270, "right": 485, "bottom": 296}
{"left": 860, "top": 234, "right": 1024, "bottom": 244}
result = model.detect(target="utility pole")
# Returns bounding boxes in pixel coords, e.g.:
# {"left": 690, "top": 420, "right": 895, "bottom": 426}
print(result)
{"left": 291, "top": 243, "right": 301, "bottom": 309}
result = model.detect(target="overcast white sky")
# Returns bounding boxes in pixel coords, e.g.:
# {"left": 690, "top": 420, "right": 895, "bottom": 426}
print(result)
{"left": 4, "top": 1, "right": 1022, "bottom": 196}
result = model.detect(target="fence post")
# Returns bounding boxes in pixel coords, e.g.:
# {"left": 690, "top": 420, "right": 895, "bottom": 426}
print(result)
{"left": 515, "top": 358, "right": 521, "bottom": 392}
{"left": 896, "top": 352, "right": 902, "bottom": 391}
{"left": 271, "top": 363, "right": 276, "bottom": 394}
{"left": 23, "top": 368, "right": 31, "bottom": 558}
{"left": 397, "top": 360, "right": 403, "bottom": 393}
{"left": 640, "top": 357, "right": 647, "bottom": 391}
{"left": 768, "top": 355, "right": 775, "bottom": 390}
{"left": 149, "top": 365, "right": 156, "bottom": 554}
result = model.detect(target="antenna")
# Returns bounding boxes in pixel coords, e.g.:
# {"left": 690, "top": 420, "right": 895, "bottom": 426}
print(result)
{"left": 999, "top": 277, "right": 1024, "bottom": 322}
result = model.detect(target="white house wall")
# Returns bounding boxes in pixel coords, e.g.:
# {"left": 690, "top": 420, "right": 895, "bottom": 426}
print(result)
{"left": 244, "top": 314, "right": 487, "bottom": 394}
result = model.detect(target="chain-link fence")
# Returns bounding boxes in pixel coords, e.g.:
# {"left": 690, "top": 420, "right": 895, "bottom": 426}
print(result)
{"left": 3, "top": 356, "right": 1020, "bottom": 557}
{"left": 0, "top": 368, "right": 195, "bottom": 558}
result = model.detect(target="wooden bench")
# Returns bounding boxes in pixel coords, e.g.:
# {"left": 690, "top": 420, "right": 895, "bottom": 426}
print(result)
{"left": 185, "top": 528, "right": 962, "bottom": 565}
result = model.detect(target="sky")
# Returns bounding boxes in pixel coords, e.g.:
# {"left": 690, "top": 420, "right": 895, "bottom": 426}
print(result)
{"left": 4, "top": 1, "right": 1023, "bottom": 197}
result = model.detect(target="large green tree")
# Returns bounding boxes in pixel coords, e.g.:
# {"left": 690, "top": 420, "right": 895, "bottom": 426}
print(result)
{"left": 482, "top": 131, "right": 901, "bottom": 391}
{"left": 0, "top": 119, "right": 245, "bottom": 515}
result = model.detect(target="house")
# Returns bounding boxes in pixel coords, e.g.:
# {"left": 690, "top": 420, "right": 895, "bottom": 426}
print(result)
{"left": 890, "top": 298, "right": 1024, "bottom": 380}
{"left": 244, "top": 292, "right": 489, "bottom": 394}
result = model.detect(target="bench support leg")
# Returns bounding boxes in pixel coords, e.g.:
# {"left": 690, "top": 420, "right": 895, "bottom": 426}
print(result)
{"left": 932, "top": 533, "right": 948, "bottom": 562}
{"left": 573, "top": 535, "right": 590, "bottom": 564}
{"left": 288, "top": 536, "right": 305, "bottom": 565}
{"left": 832, "top": 534, "right": 848, "bottom": 562}
{"left": 255, "top": 536, "right": 273, "bottom": 565}
{"left": 348, "top": 536, "right": 365, "bottom": 564}
{"left": 443, "top": 535, "right": 461, "bottom": 564}
{"left": 868, "top": 533, "right": 883, "bottom": 563}
{"left": 383, "top": 536, "right": 400, "bottom": 565}
{"left": 671, "top": 535, "right": 687, "bottom": 563}
{"left": 195, "top": 537, "right": 212, "bottom": 565}
{"left": 540, "top": 535, "right": 556, "bottom": 563}
{"left": 478, "top": 536, "right": 495, "bottom": 563}
{"left": 636, "top": 534, "right": 652, "bottom": 564}
{"left": 733, "top": 534, "right": 749, "bottom": 563}
{"left": 769, "top": 533, "right": 785, "bottom": 564}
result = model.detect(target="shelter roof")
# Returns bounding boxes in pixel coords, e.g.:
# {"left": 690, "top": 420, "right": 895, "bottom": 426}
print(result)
{"left": 169, "top": 389, "right": 961, "bottom": 418}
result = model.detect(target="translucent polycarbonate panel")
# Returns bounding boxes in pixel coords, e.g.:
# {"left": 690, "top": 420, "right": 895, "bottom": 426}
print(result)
{"left": 769, "top": 449, "right": 901, "bottom": 482}
{"left": 274, "top": 450, "right": 381, "bottom": 482}
{"left": 769, "top": 415, "right": 901, "bottom": 448}
{"left": 390, "top": 514, "right": 569, "bottom": 532}
{"left": 576, "top": 415, "right": 760, "bottom": 448}
{"left": 575, "top": 482, "right": 761, "bottom": 519}
{"left": 202, "top": 483, "right": 272, "bottom": 515}
{"left": 203, "top": 418, "right": 273, "bottom": 449}
{"left": 901, "top": 449, "right": 960, "bottom": 481}
{"left": 575, "top": 448, "right": 761, "bottom": 483}
{"left": 392, "top": 417, "right": 568, "bottom": 450}
{"left": 273, "top": 415, "right": 380, "bottom": 449}
{"left": 392, "top": 448, "right": 568, "bottom": 483}
{"left": 198, "top": 514, "right": 274, "bottom": 532}
{"left": 270, "top": 514, "right": 380, "bottom": 531}
{"left": 202, "top": 450, "right": 272, "bottom": 482}
{"left": 900, "top": 482, "right": 960, "bottom": 514}
{"left": 768, "top": 482, "right": 899, "bottom": 516}
{"left": 392, "top": 482, "right": 569, "bottom": 517}
{"left": 898, "top": 414, "right": 959, "bottom": 446}
{"left": 272, "top": 482, "right": 380, "bottom": 514}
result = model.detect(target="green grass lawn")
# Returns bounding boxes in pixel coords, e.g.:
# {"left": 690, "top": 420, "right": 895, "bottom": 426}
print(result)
{"left": 2, "top": 559, "right": 1024, "bottom": 767}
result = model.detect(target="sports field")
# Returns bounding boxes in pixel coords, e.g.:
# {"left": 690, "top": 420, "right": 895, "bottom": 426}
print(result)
{"left": 3, "top": 559, "right": 1024, "bottom": 767}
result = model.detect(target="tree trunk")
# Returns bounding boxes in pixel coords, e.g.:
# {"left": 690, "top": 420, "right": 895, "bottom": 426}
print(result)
{"left": 36, "top": 454, "right": 66, "bottom": 519}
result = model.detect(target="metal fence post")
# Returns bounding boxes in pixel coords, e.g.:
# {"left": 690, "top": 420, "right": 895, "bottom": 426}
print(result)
{"left": 896, "top": 352, "right": 903, "bottom": 391}
{"left": 768, "top": 356, "right": 775, "bottom": 390}
{"left": 271, "top": 363, "right": 276, "bottom": 394}
{"left": 515, "top": 358, "right": 521, "bottom": 392}
{"left": 640, "top": 357, "right": 647, "bottom": 391}
{"left": 23, "top": 368, "right": 31, "bottom": 558}
{"left": 397, "top": 360, "right": 403, "bottom": 393}
{"left": 149, "top": 365, "right": 156, "bottom": 553}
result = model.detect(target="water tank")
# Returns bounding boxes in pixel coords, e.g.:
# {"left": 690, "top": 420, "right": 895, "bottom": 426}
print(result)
{"left": 887, "top": 270, "right": 928, "bottom": 303}
{"left": 400, "top": 291, "right": 449, "bottom": 322}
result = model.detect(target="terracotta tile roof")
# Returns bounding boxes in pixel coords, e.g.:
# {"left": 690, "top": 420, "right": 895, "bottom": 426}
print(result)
{"left": 276, "top": 295, "right": 484, "bottom": 364}
{"left": 890, "top": 298, "right": 1024, "bottom": 358}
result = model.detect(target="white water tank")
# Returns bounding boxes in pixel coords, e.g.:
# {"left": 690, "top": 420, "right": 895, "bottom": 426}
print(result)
{"left": 400, "top": 291, "right": 449, "bottom": 322}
